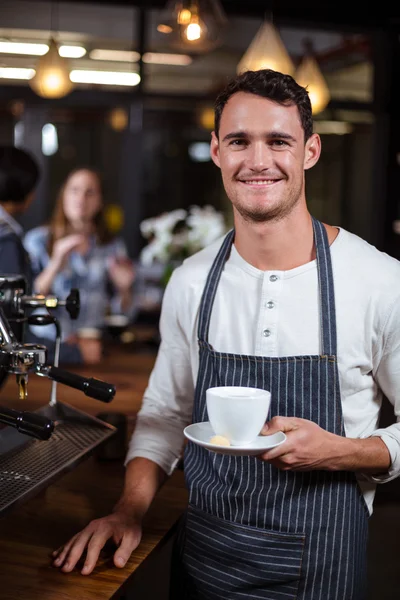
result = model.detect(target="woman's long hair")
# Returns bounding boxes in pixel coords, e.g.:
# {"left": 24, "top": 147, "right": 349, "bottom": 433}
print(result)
{"left": 47, "top": 167, "right": 114, "bottom": 255}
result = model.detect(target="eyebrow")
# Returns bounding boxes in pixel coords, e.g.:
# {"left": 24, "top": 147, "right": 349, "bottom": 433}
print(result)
{"left": 222, "top": 130, "right": 296, "bottom": 143}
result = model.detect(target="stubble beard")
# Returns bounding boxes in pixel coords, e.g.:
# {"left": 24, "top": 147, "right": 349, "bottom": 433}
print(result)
{"left": 230, "top": 184, "right": 302, "bottom": 224}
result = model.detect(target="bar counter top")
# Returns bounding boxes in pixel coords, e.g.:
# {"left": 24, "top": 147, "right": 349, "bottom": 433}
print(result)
{"left": 0, "top": 339, "right": 188, "bottom": 599}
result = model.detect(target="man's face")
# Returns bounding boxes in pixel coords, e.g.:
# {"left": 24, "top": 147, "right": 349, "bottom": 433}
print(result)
{"left": 210, "top": 92, "right": 320, "bottom": 223}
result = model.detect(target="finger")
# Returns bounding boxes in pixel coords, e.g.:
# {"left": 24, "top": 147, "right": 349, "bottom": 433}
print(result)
{"left": 81, "top": 531, "right": 111, "bottom": 575}
{"left": 52, "top": 534, "right": 79, "bottom": 564}
{"left": 261, "top": 416, "right": 299, "bottom": 436}
{"left": 59, "top": 531, "right": 94, "bottom": 573}
{"left": 259, "top": 445, "right": 291, "bottom": 462}
{"left": 113, "top": 529, "right": 141, "bottom": 568}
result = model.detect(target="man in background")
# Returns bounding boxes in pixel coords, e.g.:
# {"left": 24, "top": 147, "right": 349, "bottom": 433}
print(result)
{"left": 0, "top": 145, "right": 39, "bottom": 288}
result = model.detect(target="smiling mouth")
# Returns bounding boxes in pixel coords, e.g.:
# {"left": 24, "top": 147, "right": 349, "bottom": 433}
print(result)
{"left": 239, "top": 179, "right": 281, "bottom": 186}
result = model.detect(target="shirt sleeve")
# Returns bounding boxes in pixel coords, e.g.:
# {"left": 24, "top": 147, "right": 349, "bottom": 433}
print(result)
{"left": 364, "top": 298, "right": 400, "bottom": 483}
{"left": 23, "top": 229, "right": 48, "bottom": 280}
{"left": 125, "top": 268, "right": 195, "bottom": 475}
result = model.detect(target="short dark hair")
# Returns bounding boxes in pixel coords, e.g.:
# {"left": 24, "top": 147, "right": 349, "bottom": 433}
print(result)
{"left": 214, "top": 69, "right": 313, "bottom": 141}
{"left": 0, "top": 146, "right": 39, "bottom": 204}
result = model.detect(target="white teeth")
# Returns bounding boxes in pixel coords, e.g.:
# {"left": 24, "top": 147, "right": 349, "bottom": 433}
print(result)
{"left": 243, "top": 180, "right": 275, "bottom": 185}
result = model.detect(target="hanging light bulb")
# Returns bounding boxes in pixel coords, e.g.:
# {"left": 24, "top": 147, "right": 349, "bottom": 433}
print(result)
{"left": 295, "top": 42, "right": 330, "bottom": 115}
{"left": 237, "top": 21, "right": 295, "bottom": 76}
{"left": 29, "top": 37, "right": 73, "bottom": 99}
{"left": 157, "top": 0, "right": 227, "bottom": 53}
{"left": 177, "top": 5, "right": 192, "bottom": 25}
{"left": 184, "top": 11, "right": 205, "bottom": 42}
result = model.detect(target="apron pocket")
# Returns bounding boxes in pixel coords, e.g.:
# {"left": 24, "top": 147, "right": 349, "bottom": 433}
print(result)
{"left": 182, "top": 504, "right": 305, "bottom": 600}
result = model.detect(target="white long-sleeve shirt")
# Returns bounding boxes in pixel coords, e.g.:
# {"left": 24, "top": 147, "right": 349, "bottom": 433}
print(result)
{"left": 127, "top": 227, "right": 400, "bottom": 514}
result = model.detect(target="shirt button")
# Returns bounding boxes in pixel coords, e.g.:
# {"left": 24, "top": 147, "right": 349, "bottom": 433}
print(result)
{"left": 269, "top": 274, "right": 279, "bottom": 282}
{"left": 263, "top": 329, "right": 271, "bottom": 337}
{"left": 266, "top": 301, "right": 275, "bottom": 309}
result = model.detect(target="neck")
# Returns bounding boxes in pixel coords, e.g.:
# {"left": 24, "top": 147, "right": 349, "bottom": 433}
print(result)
{"left": 233, "top": 206, "right": 337, "bottom": 271}
{"left": 70, "top": 220, "right": 93, "bottom": 235}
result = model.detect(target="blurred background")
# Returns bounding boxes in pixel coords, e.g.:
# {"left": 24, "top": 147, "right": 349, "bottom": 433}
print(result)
{"left": 0, "top": 4, "right": 400, "bottom": 598}
{"left": 0, "top": 0, "right": 399, "bottom": 261}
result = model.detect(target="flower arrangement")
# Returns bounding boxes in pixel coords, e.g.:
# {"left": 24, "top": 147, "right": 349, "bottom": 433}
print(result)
{"left": 139, "top": 205, "right": 227, "bottom": 267}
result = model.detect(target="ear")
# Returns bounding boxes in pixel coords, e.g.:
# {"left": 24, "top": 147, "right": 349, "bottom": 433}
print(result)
{"left": 304, "top": 133, "right": 321, "bottom": 171}
{"left": 210, "top": 131, "right": 221, "bottom": 169}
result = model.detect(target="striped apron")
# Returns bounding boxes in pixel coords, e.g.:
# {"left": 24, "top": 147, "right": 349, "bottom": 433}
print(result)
{"left": 171, "top": 218, "right": 369, "bottom": 600}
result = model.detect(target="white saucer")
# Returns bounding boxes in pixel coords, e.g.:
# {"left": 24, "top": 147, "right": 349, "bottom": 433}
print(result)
{"left": 184, "top": 422, "right": 286, "bottom": 456}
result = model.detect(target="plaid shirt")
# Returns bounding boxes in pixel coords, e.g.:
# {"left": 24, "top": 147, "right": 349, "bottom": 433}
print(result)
{"left": 24, "top": 225, "right": 133, "bottom": 341}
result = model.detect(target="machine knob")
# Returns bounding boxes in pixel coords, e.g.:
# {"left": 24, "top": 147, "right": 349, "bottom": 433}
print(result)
{"left": 66, "top": 289, "right": 80, "bottom": 320}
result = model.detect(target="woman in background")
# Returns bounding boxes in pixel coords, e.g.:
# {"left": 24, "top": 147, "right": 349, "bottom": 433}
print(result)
{"left": 24, "top": 167, "right": 135, "bottom": 364}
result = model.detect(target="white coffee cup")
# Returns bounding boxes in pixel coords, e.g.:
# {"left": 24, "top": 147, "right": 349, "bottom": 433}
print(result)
{"left": 206, "top": 386, "right": 271, "bottom": 446}
{"left": 77, "top": 327, "right": 102, "bottom": 339}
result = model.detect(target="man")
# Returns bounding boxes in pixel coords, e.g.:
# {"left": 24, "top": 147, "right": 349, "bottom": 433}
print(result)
{"left": 52, "top": 70, "right": 400, "bottom": 599}
{"left": 0, "top": 145, "right": 39, "bottom": 289}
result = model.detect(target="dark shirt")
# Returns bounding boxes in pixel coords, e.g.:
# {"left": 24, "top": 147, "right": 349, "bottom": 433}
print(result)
{"left": 0, "top": 222, "right": 32, "bottom": 291}
{"left": 0, "top": 221, "right": 82, "bottom": 364}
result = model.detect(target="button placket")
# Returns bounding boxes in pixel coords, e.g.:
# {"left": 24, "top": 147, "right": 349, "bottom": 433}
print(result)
{"left": 258, "top": 272, "right": 282, "bottom": 355}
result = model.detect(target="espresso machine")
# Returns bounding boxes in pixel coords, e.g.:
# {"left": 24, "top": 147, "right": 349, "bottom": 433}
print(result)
{"left": 0, "top": 275, "right": 117, "bottom": 517}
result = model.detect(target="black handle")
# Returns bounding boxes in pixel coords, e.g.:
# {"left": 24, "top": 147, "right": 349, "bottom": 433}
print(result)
{"left": 45, "top": 366, "right": 116, "bottom": 403}
{"left": 66, "top": 289, "right": 80, "bottom": 320}
{"left": 0, "top": 406, "right": 54, "bottom": 440}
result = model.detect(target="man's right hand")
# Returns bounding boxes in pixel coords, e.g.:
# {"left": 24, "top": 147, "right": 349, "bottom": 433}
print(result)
{"left": 52, "top": 511, "right": 142, "bottom": 575}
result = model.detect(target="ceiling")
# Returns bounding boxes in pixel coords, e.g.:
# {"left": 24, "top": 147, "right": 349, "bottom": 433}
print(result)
{"left": 0, "top": 0, "right": 379, "bottom": 104}
{"left": 39, "top": 0, "right": 400, "bottom": 30}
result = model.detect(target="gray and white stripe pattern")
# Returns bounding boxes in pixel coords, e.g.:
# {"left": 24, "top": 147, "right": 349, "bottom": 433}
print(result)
{"left": 174, "top": 218, "right": 368, "bottom": 600}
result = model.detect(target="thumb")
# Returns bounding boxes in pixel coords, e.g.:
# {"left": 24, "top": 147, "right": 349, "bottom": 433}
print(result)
{"left": 261, "top": 416, "right": 299, "bottom": 436}
{"left": 113, "top": 530, "right": 141, "bottom": 568}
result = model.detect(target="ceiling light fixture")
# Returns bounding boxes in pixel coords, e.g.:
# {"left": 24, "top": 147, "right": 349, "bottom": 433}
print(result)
{"left": 237, "top": 20, "right": 294, "bottom": 76}
{"left": 0, "top": 41, "right": 86, "bottom": 58}
{"left": 58, "top": 45, "right": 86, "bottom": 58}
{"left": 89, "top": 49, "right": 191, "bottom": 66}
{"left": 0, "top": 67, "right": 35, "bottom": 80}
{"left": 313, "top": 121, "right": 353, "bottom": 135}
{"left": 295, "top": 40, "right": 331, "bottom": 115}
{"left": 157, "top": 24, "right": 173, "bottom": 34}
{"left": 89, "top": 49, "right": 141, "bottom": 62}
{"left": 142, "top": 52, "right": 192, "bottom": 65}
{"left": 29, "top": 2, "right": 74, "bottom": 99}
{"left": 0, "top": 41, "right": 48, "bottom": 56}
{"left": 69, "top": 70, "right": 140, "bottom": 86}
{"left": 157, "top": 0, "right": 227, "bottom": 53}
{"left": 29, "top": 37, "right": 74, "bottom": 98}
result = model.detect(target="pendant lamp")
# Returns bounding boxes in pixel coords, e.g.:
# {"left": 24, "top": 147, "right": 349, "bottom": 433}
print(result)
{"left": 295, "top": 42, "right": 330, "bottom": 115}
{"left": 157, "top": 0, "right": 227, "bottom": 53}
{"left": 237, "top": 21, "right": 295, "bottom": 76}
{"left": 29, "top": 37, "right": 73, "bottom": 99}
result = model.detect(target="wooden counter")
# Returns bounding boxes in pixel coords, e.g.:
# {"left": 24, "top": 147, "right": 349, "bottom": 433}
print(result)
{"left": 0, "top": 341, "right": 188, "bottom": 600}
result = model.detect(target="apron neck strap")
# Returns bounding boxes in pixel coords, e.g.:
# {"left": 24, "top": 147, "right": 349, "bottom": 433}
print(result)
{"left": 197, "top": 217, "right": 337, "bottom": 356}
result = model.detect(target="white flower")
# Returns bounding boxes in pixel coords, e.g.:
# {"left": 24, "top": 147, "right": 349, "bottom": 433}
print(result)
{"left": 186, "top": 205, "right": 226, "bottom": 250}
{"left": 140, "top": 209, "right": 187, "bottom": 239}
{"left": 140, "top": 232, "right": 173, "bottom": 266}
{"left": 139, "top": 205, "right": 227, "bottom": 265}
